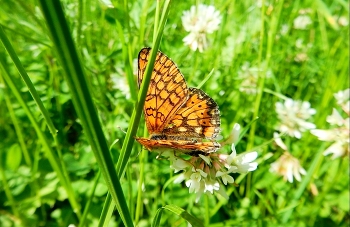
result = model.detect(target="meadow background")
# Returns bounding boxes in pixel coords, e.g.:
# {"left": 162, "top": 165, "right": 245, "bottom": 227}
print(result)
{"left": 0, "top": 0, "right": 349, "bottom": 226}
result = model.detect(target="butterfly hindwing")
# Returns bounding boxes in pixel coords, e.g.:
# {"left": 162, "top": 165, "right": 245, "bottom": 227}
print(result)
{"left": 163, "top": 87, "right": 220, "bottom": 139}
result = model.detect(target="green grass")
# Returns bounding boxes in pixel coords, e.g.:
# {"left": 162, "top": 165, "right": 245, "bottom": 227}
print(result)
{"left": 0, "top": 0, "right": 348, "bottom": 226}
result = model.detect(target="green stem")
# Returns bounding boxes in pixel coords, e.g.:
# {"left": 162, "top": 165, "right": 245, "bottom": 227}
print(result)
{"left": 81, "top": 171, "right": 101, "bottom": 227}
{"left": 0, "top": 62, "right": 81, "bottom": 220}
{"left": 0, "top": 152, "right": 22, "bottom": 224}
{"left": 38, "top": 0, "right": 132, "bottom": 225}
{"left": 0, "top": 25, "right": 57, "bottom": 136}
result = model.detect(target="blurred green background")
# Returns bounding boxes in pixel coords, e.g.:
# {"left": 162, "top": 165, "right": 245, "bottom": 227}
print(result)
{"left": 0, "top": 0, "right": 348, "bottom": 226}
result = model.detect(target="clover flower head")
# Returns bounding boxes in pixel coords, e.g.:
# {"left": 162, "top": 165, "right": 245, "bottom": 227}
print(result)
{"left": 110, "top": 73, "right": 131, "bottom": 99}
{"left": 181, "top": 4, "right": 221, "bottom": 52}
{"left": 270, "top": 152, "right": 306, "bottom": 183}
{"left": 275, "top": 98, "right": 316, "bottom": 139}
{"left": 311, "top": 89, "right": 350, "bottom": 159}
{"left": 172, "top": 143, "right": 258, "bottom": 202}
{"left": 293, "top": 15, "right": 312, "bottom": 30}
{"left": 238, "top": 62, "right": 272, "bottom": 94}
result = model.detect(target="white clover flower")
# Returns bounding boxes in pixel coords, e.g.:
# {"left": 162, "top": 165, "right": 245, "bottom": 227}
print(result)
{"left": 322, "top": 140, "right": 349, "bottom": 159}
{"left": 216, "top": 171, "right": 234, "bottom": 185}
{"left": 257, "top": 0, "right": 270, "bottom": 8}
{"left": 275, "top": 98, "right": 316, "bottom": 139}
{"left": 132, "top": 58, "right": 138, "bottom": 76}
{"left": 173, "top": 173, "right": 186, "bottom": 184}
{"left": 271, "top": 133, "right": 307, "bottom": 183}
{"left": 327, "top": 108, "right": 345, "bottom": 126}
{"left": 182, "top": 4, "right": 221, "bottom": 34}
{"left": 181, "top": 4, "right": 221, "bottom": 52}
{"left": 170, "top": 158, "right": 191, "bottom": 173}
{"left": 295, "top": 38, "right": 304, "bottom": 49}
{"left": 334, "top": 88, "right": 349, "bottom": 105}
{"left": 294, "top": 52, "right": 308, "bottom": 62}
{"left": 186, "top": 177, "right": 202, "bottom": 194}
{"left": 228, "top": 144, "right": 258, "bottom": 173}
{"left": 294, "top": 38, "right": 312, "bottom": 62}
{"left": 110, "top": 73, "right": 130, "bottom": 99}
{"left": 293, "top": 15, "right": 312, "bottom": 30}
{"left": 169, "top": 143, "right": 258, "bottom": 201}
{"left": 100, "top": 0, "right": 114, "bottom": 8}
{"left": 237, "top": 62, "right": 259, "bottom": 94}
{"left": 183, "top": 32, "right": 208, "bottom": 52}
{"left": 273, "top": 132, "right": 287, "bottom": 150}
{"left": 299, "top": 8, "right": 312, "bottom": 14}
{"left": 186, "top": 169, "right": 208, "bottom": 193}
{"left": 270, "top": 152, "right": 307, "bottom": 183}
{"left": 334, "top": 88, "right": 350, "bottom": 114}
{"left": 198, "top": 154, "right": 212, "bottom": 165}
{"left": 280, "top": 24, "right": 289, "bottom": 36}
{"left": 238, "top": 62, "right": 272, "bottom": 94}
{"left": 204, "top": 179, "right": 220, "bottom": 194}
{"left": 221, "top": 123, "right": 240, "bottom": 146}
{"left": 311, "top": 96, "right": 350, "bottom": 159}
{"left": 338, "top": 16, "right": 349, "bottom": 26}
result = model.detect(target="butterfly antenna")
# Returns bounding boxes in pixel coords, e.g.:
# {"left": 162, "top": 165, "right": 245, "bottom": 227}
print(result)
{"left": 117, "top": 126, "right": 127, "bottom": 134}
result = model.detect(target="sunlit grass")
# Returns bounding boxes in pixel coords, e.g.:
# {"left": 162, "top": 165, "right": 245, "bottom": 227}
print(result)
{"left": 0, "top": 0, "right": 348, "bottom": 226}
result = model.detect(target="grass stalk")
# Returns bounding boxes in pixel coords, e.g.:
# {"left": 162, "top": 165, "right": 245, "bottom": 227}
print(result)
{"left": 0, "top": 61, "right": 82, "bottom": 220}
{"left": 38, "top": 0, "right": 132, "bottom": 225}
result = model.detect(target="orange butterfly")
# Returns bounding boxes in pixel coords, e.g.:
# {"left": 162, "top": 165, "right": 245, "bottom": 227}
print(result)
{"left": 135, "top": 48, "right": 220, "bottom": 156}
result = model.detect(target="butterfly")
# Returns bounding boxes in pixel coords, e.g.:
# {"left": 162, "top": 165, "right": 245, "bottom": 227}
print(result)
{"left": 135, "top": 47, "right": 220, "bottom": 156}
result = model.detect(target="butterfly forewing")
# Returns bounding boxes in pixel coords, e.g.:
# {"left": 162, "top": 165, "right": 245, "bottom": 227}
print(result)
{"left": 137, "top": 48, "right": 189, "bottom": 134}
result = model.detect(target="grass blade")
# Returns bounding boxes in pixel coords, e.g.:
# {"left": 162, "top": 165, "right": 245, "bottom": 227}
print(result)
{"left": 38, "top": 0, "right": 133, "bottom": 226}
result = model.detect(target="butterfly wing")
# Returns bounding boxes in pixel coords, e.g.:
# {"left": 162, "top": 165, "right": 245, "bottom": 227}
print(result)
{"left": 135, "top": 138, "right": 220, "bottom": 155}
{"left": 138, "top": 48, "right": 189, "bottom": 134}
{"left": 163, "top": 87, "right": 220, "bottom": 139}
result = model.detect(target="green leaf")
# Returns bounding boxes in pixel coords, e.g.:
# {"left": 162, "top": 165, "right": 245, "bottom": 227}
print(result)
{"left": 6, "top": 143, "right": 22, "bottom": 171}
{"left": 154, "top": 204, "right": 204, "bottom": 227}
{"left": 338, "top": 190, "right": 350, "bottom": 211}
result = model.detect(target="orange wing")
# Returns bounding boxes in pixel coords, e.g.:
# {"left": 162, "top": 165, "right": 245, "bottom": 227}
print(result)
{"left": 162, "top": 87, "right": 220, "bottom": 139}
{"left": 138, "top": 48, "right": 189, "bottom": 134}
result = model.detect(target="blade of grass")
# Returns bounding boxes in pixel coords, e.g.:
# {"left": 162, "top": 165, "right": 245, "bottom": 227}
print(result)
{"left": 245, "top": 0, "right": 284, "bottom": 198}
{"left": 115, "top": 0, "right": 171, "bottom": 179}
{"left": 98, "top": 193, "right": 115, "bottom": 227}
{"left": 3, "top": 86, "right": 32, "bottom": 168}
{"left": 0, "top": 60, "right": 81, "bottom": 220}
{"left": 0, "top": 24, "right": 82, "bottom": 220}
{"left": 0, "top": 150, "right": 22, "bottom": 225}
{"left": 0, "top": 25, "right": 57, "bottom": 136}
{"left": 99, "top": 1, "right": 172, "bottom": 225}
{"left": 139, "top": 0, "right": 150, "bottom": 46}
{"left": 100, "top": 0, "right": 170, "bottom": 225}
{"left": 115, "top": 21, "right": 137, "bottom": 101}
{"left": 2, "top": 78, "right": 45, "bottom": 218}
{"left": 38, "top": 0, "right": 133, "bottom": 226}
{"left": 134, "top": 148, "right": 147, "bottom": 223}
{"left": 80, "top": 171, "right": 101, "bottom": 227}
{"left": 159, "top": 205, "right": 204, "bottom": 227}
